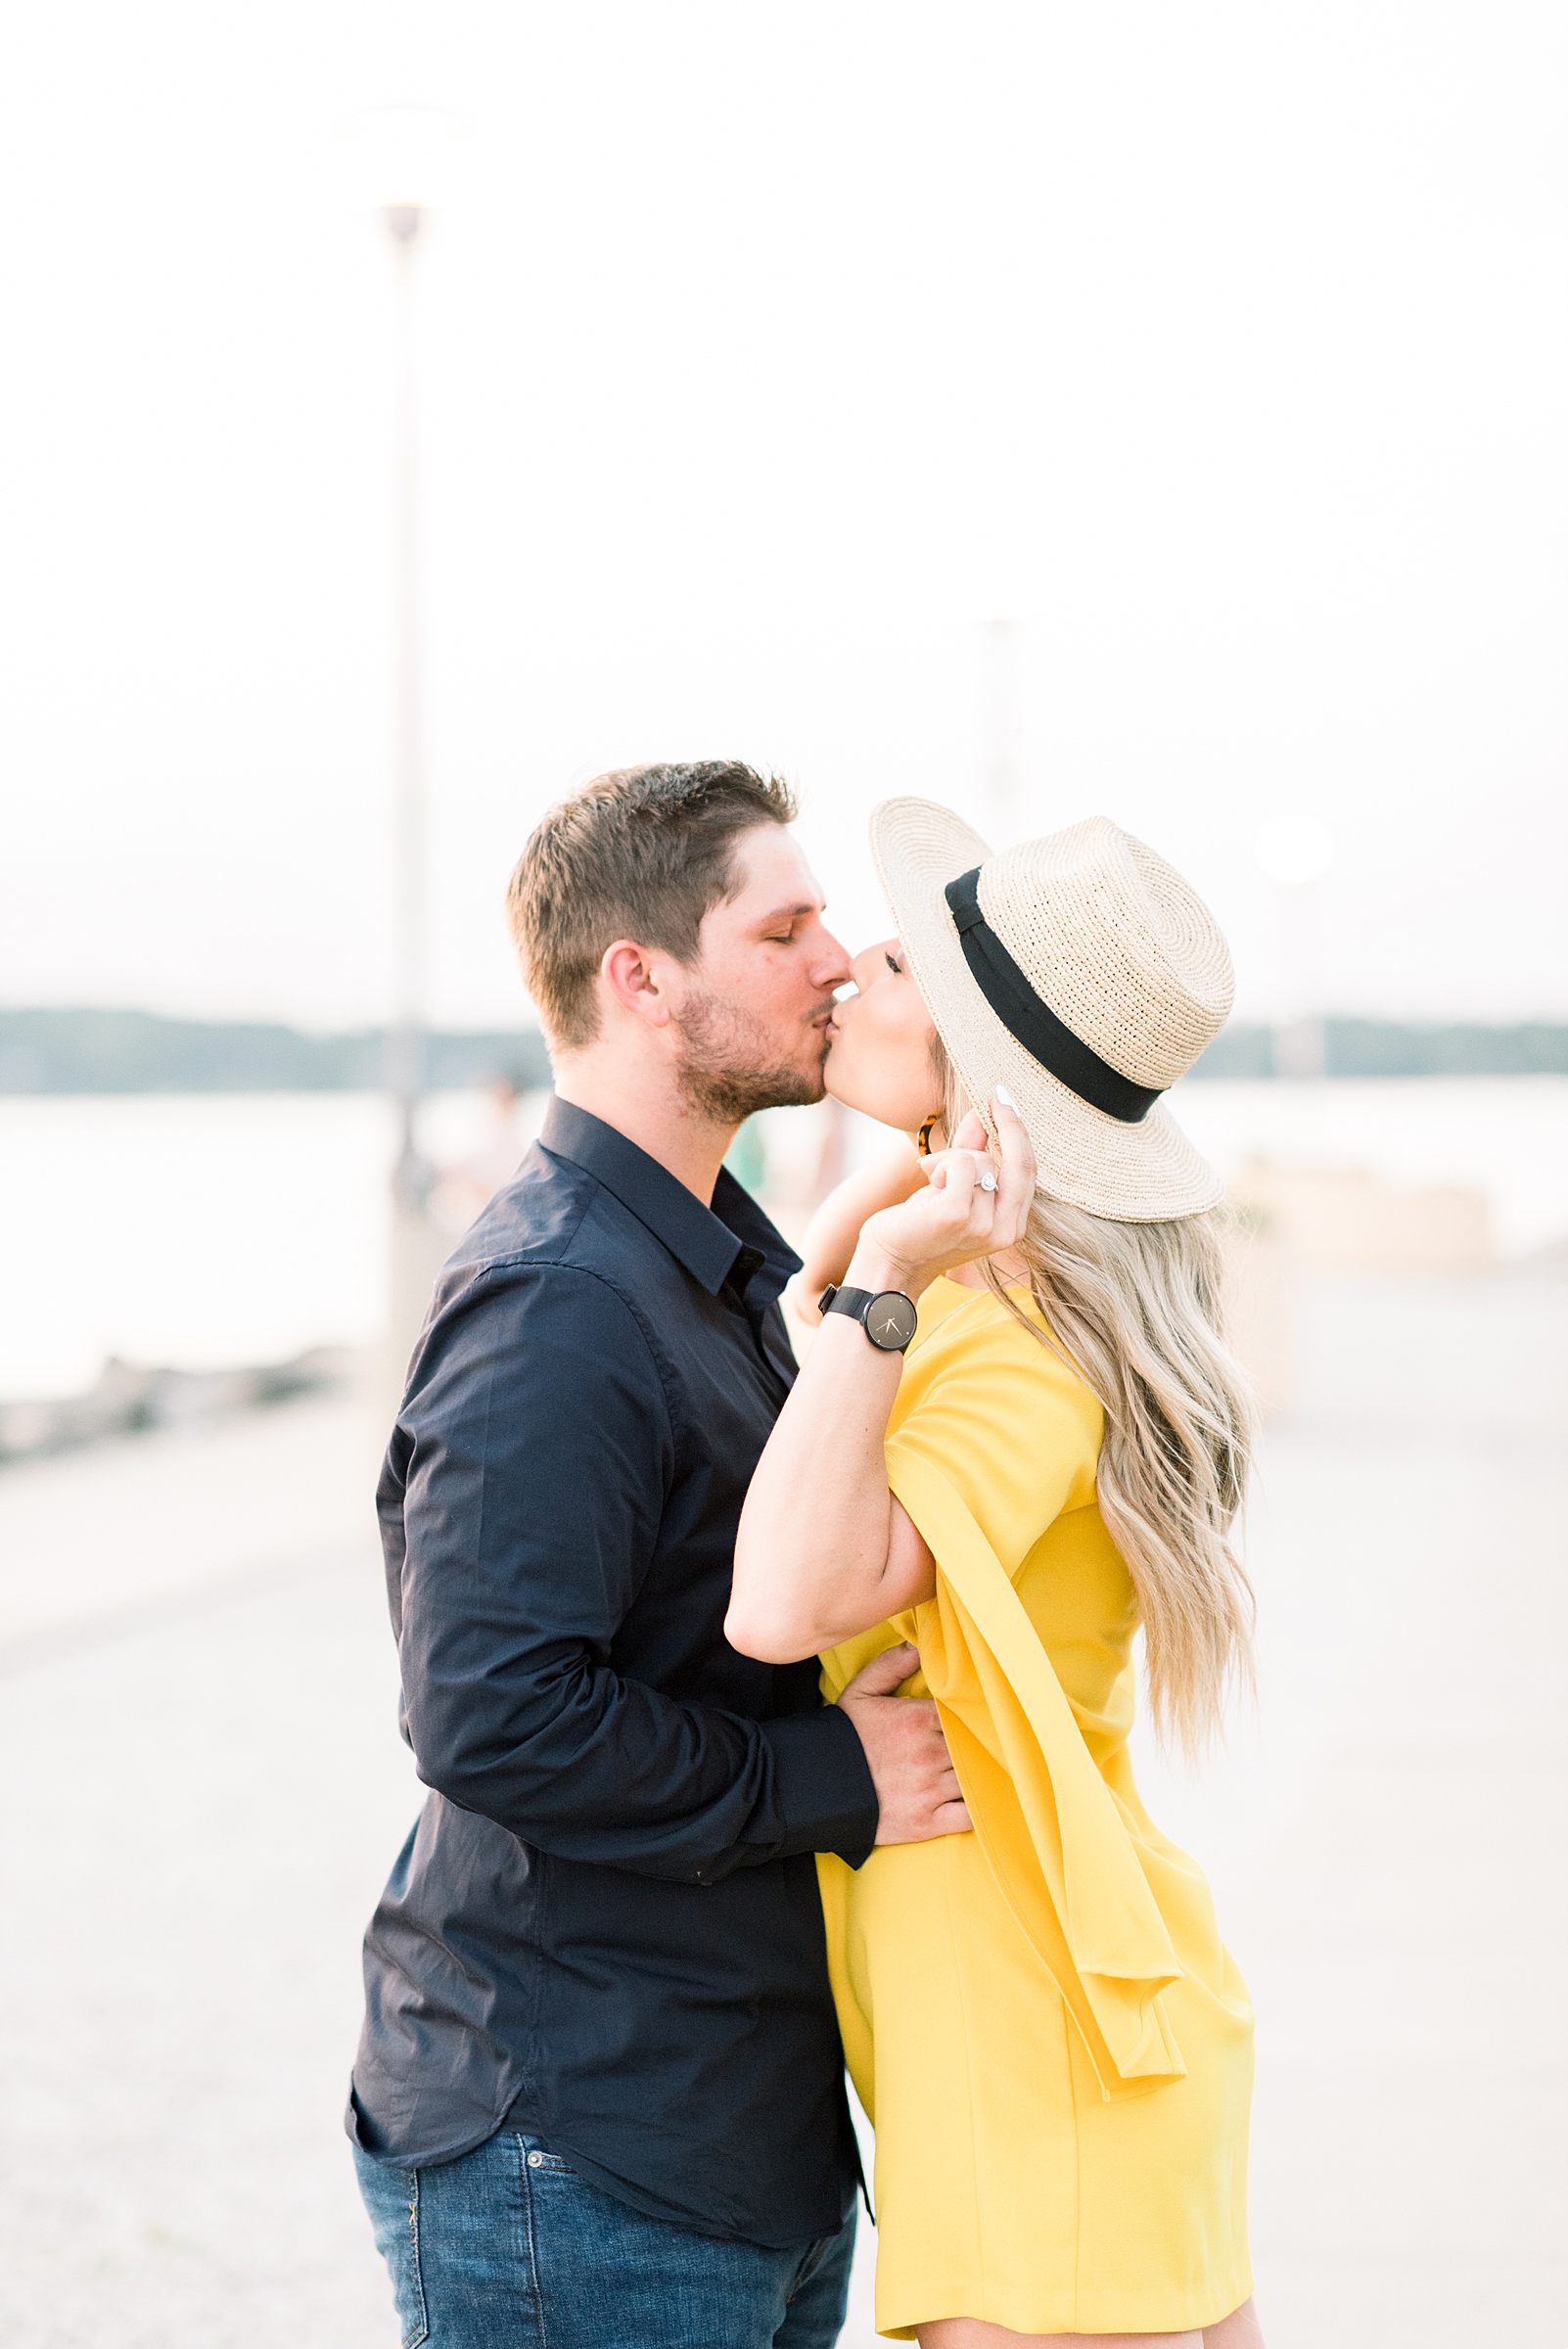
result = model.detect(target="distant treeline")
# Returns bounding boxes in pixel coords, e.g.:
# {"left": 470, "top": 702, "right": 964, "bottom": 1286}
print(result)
{"left": 1191, "top": 1018, "right": 1568, "bottom": 1081}
{"left": 0, "top": 1005, "right": 1564, "bottom": 1093}
{"left": 0, "top": 1007, "right": 552, "bottom": 1094}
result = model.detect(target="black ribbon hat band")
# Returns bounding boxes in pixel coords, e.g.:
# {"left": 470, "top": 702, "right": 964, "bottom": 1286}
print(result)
{"left": 943, "top": 868, "right": 1166, "bottom": 1126}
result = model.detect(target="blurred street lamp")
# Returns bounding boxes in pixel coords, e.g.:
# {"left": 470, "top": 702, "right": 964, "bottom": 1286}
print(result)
{"left": 355, "top": 108, "right": 455, "bottom": 1402}
{"left": 1254, "top": 813, "right": 1335, "bottom": 1081}
{"left": 384, "top": 190, "right": 429, "bottom": 1213}
{"left": 353, "top": 107, "right": 451, "bottom": 1212}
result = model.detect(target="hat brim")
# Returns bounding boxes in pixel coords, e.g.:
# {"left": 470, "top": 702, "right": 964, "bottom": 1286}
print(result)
{"left": 868, "top": 797, "right": 1225, "bottom": 1223}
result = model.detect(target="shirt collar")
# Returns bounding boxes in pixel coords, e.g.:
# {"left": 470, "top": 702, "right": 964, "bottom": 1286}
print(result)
{"left": 540, "top": 1096, "right": 802, "bottom": 1301}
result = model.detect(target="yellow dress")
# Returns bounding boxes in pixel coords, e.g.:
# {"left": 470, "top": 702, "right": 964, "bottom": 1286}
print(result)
{"left": 817, "top": 1278, "right": 1254, "bottom": 2339}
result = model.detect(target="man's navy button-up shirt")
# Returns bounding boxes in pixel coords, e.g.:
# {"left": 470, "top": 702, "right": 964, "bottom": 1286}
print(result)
{"left": 348, "top": 1097, "right": 879, "bottom": 2247}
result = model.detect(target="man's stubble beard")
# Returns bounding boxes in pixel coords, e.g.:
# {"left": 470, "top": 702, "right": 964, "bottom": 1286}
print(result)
{"left": 672, "top": 986, "right": 830, "bottom": 1125}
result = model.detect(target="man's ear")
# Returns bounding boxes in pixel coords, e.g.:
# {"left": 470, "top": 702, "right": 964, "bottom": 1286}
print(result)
{"left": 600, "top": 939, "right": 673, "bottom": 1029}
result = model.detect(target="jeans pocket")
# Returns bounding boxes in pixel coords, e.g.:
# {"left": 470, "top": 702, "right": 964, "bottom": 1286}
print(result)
{"left": 519, "top": 2140, "right": 576, "bottom": 2177}
{"left": 354, "top": 2152, "right": 430, "bottom": 2349}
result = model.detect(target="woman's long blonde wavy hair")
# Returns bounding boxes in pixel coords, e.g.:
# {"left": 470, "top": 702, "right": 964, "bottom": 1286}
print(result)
{"left": 932, "top": 1040, "right": 1257, "bottom": 1752}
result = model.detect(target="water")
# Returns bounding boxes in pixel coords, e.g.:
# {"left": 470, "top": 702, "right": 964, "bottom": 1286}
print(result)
{"left": 2, "top": 1079, "right": 1564, "bottom": 1400}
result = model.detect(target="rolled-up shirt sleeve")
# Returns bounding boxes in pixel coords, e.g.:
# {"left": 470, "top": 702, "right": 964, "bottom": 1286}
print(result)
{"left": 384, "top": 1258, "right": 877, "bottom": 1882}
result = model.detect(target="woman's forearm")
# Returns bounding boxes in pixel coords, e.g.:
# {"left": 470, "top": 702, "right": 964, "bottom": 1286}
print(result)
{"left": 728, "top": 1096, "right": 1034, "bottom": 1665}
{"left": 781, "top": 1146, "right": 928, "bottom": 1364}
{"left": 794, "top": 1144, "right": 926, "bottom": 1303}
{"left": 728, "top": 1242, "right": 932, "bottom": 1662}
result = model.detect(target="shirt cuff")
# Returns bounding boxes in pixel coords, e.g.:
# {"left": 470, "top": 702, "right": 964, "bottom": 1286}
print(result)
{"left": 757, "top": 1705, "right": 879, "bottom": 1869}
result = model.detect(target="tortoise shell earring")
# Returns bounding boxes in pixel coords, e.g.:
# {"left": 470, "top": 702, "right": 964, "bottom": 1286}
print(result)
{"left": 916, "top": 1113, "right": 943, "bottom": 1158}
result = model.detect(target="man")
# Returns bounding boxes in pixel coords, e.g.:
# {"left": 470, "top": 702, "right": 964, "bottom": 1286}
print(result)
{"left": 348, "top": 762, "right": 970, "bottom": 2349}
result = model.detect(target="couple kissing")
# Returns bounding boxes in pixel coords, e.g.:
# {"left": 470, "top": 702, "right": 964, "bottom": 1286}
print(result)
{"left": 348, "top": 760, "right": 1264, "bottom": 2349}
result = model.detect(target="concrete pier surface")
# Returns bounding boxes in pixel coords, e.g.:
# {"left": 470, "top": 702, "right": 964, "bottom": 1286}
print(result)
{"left": 1, "top": 1267, "right": 1562, "bottom": 2346}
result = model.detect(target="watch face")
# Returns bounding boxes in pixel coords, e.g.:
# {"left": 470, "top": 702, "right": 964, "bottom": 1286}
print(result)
{"left": 865, "top": 1291, "right": 919, "bottom": 1351}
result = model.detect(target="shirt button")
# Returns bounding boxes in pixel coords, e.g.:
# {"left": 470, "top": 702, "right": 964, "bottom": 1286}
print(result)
{"left": 527, "top": 2151, "right": 543, "bottom": 2168}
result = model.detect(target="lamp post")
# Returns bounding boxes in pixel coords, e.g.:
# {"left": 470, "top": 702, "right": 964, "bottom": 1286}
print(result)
{"left": 363, "top": 116, "right": 453, "bottom": 1405}
{"left": 384, "top": 197, "right": 429, "bottom": 1215}
{"left": 1254, "top": 814, "right": 1335, "bottom": 1081}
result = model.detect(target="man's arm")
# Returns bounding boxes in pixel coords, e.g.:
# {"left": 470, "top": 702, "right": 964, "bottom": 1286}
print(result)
{"left": 386, "top": 1259, "right": 882, "bottom": 1884}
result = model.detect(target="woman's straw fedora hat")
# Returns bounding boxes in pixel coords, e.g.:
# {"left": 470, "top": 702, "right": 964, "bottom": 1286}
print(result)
{"left": 868, "top": 798, "right": 1234, "bottom": 1223}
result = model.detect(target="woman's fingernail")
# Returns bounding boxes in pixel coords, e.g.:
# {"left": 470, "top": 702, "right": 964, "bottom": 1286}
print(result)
{"left": 994, "top": 1083, "right": 1015, "bottom": 1109}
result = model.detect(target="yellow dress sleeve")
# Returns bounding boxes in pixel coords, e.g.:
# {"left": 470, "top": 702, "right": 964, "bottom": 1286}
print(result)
{"left": 884, "top": 1299, "right": 1101, "bottom": 1577}
{"left": 874, "top": 1292, "right": 1188, "bottom": 2102}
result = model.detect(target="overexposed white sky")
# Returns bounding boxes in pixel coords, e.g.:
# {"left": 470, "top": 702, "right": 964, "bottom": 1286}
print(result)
{"left": 2, "top": 2, "right": 1564, "bottom": 1032}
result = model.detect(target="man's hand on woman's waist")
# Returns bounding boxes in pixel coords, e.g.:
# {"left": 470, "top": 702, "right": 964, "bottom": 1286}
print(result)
{"left": 839, "top": 1641, "right": 973, "bottom": 1844}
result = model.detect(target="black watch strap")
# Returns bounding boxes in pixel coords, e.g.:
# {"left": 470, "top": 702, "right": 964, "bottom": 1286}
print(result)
{"left": 818, "top": 1283, "right": 919, "bottom": 1354}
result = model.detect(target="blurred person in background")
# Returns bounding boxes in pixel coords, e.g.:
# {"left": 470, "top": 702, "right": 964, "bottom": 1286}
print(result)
{"left": 427, "top": 1072, "right": 536, "bottom": 1230}
{"left": 729, "top": 803, "right": 1264, "bottom": 2348}
{"left": 347, "top": 763, "right": 975, "bottom": 2349}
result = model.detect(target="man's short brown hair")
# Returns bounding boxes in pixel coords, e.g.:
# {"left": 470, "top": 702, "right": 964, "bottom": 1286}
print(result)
{"left": 507, "top": 761, "right": 799, "bottom": 1051}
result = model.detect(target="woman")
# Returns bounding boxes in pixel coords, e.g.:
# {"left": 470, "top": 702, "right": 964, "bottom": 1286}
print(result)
{"left": 727, "top": 801, "right": 1263, "bottom": 2348}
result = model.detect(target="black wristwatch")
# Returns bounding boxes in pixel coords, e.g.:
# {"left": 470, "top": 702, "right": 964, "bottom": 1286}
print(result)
{"left": 818, "top": 1282, "right": 919, "bottom": 1353}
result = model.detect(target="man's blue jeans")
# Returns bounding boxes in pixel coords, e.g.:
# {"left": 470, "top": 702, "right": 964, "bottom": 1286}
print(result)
{"left": 353, "top": 2131, "right": 856, "bottom": 2349}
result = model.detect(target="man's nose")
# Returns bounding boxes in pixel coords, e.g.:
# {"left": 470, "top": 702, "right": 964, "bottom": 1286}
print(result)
{"left": 811, "top": 924, "right": 853, "bottom": 990}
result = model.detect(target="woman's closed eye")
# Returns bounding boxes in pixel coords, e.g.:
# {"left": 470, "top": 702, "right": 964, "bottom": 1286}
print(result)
{"left": 885, "top": 951, "right": 903, "bottom": 975}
